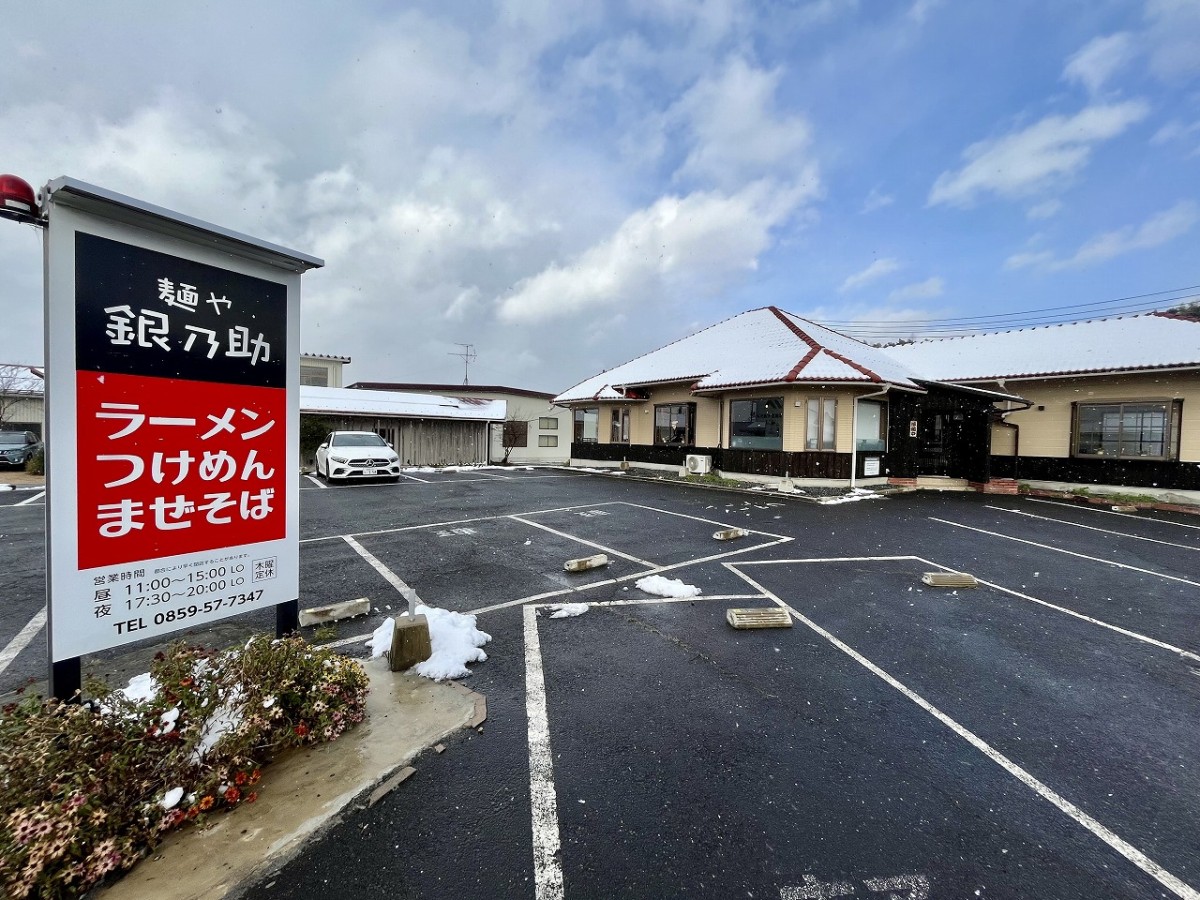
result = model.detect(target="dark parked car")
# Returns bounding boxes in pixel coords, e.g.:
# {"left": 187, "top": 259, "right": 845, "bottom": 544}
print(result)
{"left": 0, "top": 431, "right": 42, "bottom": 468}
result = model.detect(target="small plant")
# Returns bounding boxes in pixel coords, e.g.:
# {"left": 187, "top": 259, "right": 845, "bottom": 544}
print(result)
{"left": 24, "top": 448, "right": 43, "bottom": 476}
{"left": 0, "top": 636, "right": 368, "bottom": 899}
{"left": 313, "top": 623, "right": 339, "bottom": 642}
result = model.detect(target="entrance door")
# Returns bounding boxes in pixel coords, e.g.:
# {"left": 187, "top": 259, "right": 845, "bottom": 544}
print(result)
{"left": 916, "top": 411, "right": 964, "bottom": 476}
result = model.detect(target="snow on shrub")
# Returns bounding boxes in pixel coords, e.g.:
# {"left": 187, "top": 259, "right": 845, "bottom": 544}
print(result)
{"left": 0, "top": 636, "right": 368, "bottom": 899}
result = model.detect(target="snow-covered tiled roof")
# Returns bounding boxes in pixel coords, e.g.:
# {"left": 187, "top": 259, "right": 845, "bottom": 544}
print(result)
{"left": 301, "top": 386, "right": 505, "bottom": 420}
{"left": 554, "top": 307, "right": 924, "bottom": 403}
{"left": 884, "top": 312, "right": 1200, "bottom": 382}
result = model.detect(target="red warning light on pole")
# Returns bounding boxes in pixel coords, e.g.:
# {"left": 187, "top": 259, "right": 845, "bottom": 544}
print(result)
{"left": 0, "top": 174, "right": 41, "bottom": 223}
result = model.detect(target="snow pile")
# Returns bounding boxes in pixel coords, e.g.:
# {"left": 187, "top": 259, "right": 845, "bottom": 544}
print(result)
{"left": 0, "top": 484, "right": 13, "bottom": 492}
{"left": 118, "top": 671, "right": 158, "bottom": 703}
{"left": 635, "top": 575, "right": 702, "bottom": 598}
{"left": 819, "top": 489, "right": 884, "bottom": 506}
{"left": 403, "top": 466, "right": 437, "bottom": 473}
{"left": 547, "top": 603, "right": 589, "bottom": 619}
{"left": 366, "top": 605, "right": 492, "bottom": 680}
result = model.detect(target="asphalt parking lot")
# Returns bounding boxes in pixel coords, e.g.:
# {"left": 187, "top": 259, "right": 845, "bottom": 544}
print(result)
{"left": 3, "top": 471, "right": 1200, "bottom": 899}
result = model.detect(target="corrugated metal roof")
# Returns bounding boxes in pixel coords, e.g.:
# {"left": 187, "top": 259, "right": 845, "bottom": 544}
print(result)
{"left": 884, "top": 312, "right": 1200, "bottom": 381}
{"left": 554, "top": 306, "right": 923, "bottom": 403}
{"left": 301, "top": 386, "right": 505, "bottom": 420}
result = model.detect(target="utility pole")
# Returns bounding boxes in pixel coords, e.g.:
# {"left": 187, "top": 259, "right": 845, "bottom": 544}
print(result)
{"left": 450, "top": 343, "right": 477, "bottom": 385}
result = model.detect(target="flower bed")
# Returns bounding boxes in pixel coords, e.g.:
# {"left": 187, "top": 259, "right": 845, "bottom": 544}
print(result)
{"left": 0, "top": 636, "right": 369, "bottom": 899}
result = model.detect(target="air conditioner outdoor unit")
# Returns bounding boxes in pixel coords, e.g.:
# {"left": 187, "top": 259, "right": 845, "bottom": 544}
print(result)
{"left": 685, "top": 454, "right": 712, "bottom": 475}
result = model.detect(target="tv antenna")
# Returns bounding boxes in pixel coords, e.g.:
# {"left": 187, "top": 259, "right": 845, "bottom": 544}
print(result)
{"left": 450, "top": 343, "right": 477, "bottom": 385}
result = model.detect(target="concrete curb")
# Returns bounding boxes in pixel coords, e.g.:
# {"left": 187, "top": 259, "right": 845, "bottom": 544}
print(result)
{"left": 1021, "top": 487, "right": 1200, "bottom": 518}
{"left": 95, "top": 665, "right": 484, "bottom": 900}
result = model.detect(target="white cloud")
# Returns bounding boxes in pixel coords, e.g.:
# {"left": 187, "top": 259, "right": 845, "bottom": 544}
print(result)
{"left": 1026, "top": 199, "right": 1063, "bottom": 220}
{"left": 861, "top": 186, "right": 895, "bottom": 214}
{"left": 667, "top": 57, "right": 818, "bottom": 189}
{"left": 839, "top": 258, "right": 901, "bottom": 292}
{"left": 888, "top": 277, "right": 944, "bottom": 301}
{"left": 928, "top": 101, "right": 1149, "bottom": 207}
{"left": 1005, "top": 201, "right": 1199, "bottom": 271}
{"left": 1062, "top": 33, "right": 1136, "bottom": 94}
{"left": 1144, "top": 0, "right": 1200, "bottom": 81}
{"left": 496, "top": 181, "right": 813, "bottom": 323}
{"left": 907, "top": 0, "right": 942, "bottom": 24}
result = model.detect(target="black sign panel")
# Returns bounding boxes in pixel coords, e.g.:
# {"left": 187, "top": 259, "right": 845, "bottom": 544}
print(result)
{"left": 75, "top": 232, "right": 287, "bottom": 388}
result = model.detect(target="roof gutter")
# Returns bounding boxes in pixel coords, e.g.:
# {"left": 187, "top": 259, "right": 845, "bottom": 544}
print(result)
{"left": 850, "top": 385, "right": 890, "bottom": 490}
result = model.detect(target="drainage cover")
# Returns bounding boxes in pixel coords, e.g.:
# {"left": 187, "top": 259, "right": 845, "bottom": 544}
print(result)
{"left": 726, "top": 607, "right": 793, "bottom": 629}
{"left": 921, "top": 572, "right": 978, "bottom": 588}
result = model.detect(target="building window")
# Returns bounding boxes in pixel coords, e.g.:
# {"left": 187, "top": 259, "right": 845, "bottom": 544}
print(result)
{"left": 539, "top": 435, "right": 559, "bottom": 448}
{"left": 654, "top": 403, "right": 696, "bottom": 445}
{"left": 806, "top": 398, "right": 837, "bottom": 450}
{"left": 539, "top": 417, "right": 558, "bottom": 429}
{"left": 503, "top": 420, "right": 529, "bottom": 448}
{"left": 300, "top": 365, "right": 329, "bottom": 386}
{"left": 1073, "top": 401, "right": 1181, "bottom": 460}
{"left": 855, "top": 400, "right": 887, "bottom": 452}
{"left": 574, "top": 408, "right": 599, "bottom": 443}
{"left": 610, "top": 409, "right": 630, "bottom": 443}
{"left": 729, "top": 397, "right": 783, "bottom": 450}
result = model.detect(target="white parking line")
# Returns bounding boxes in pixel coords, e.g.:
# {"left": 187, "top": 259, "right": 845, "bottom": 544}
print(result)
{"left": 524, "top": 604, "right": 565, "bottom": 900}
{"left": 16, "top": 490, "right": 45, "bottom": 506}
{"left": 929, "top": 517, "right": 1200, "bottom": 589}
{"left": 740, "top": 556, "right": 1200, "bottom": 663}
{"left": 987, "top": 506, "right": 1200, "bottom": 552}
{"left": 727, "top": 564, "right": 1200, "bottom": 900}
{"left": 398, "top": 472, "right": 431, "bottom": 483}
{"left": 0, "top": 607, "right": 46, "bottom": 678}
{"left": 305, "top": 475, "right": 327, "bottom": 489}
{"left": 510, "top": 515, "right": 654, "bottom": 567}
{"left": 342, "top": 536, "right": 421, "bottom": 609}
{"left": 1026, "top": 498, "right": 1200, "bottom": 531}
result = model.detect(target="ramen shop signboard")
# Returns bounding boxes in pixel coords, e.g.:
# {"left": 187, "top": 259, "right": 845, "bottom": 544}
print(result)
{"left": 44, "top": 180, "right": 319, "bottom": 662}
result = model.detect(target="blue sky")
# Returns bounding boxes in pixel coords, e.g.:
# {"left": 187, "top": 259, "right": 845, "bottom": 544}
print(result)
{"left": 1, "top": 0, "right": 1197, "bottom": 391}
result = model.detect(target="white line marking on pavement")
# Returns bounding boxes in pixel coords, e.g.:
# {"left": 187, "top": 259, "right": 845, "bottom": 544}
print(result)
{"left": 1025, "top": 498, "right": 1200, "bottom": 531}
{"left": 987, "top": 506, "right": 1200, "bottom": 552}
{"left": 305, "top": 475, "right": 327, "bottom": 489}
{"left": 734, "top": 555, "right": 1200, "bottom": 666}
{"left": 929, "top": 517, "right": 1200, "bottom": 589}
{"left": 398, "top": 472, "right": 430, "bottom": 483}
{"left": 510, "top": 515, "right": 654, "bottom": 567}
{"left": 727, "top": 565, "right": 1200, "bottom": 900}
{"left": 342, "top": 536, "right": 421, "bottom": 607}
{"left": 16, "top": 490, "right": 45, "bottom": 506}
{"left": 0, "top": 607, "right": 46, "bottom": 678}
{"left": 301, "top": 501, "right": 628, "bottom": 544}
{"left": 476, "top": 470, "right": 510, "bottom": 479}
{"left": 524, "top": 604, "right": 565, "bottom": 900}
{"left": 618, "top": 501, "right": 790, "bottom": 540}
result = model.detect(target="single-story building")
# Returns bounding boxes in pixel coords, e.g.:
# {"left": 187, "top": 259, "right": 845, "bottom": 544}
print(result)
{"left": 350, "top": 382, "right": 571, "bottom": 465}
{"left": 0, "top": 364, "right": 45, "bottom": 436}
{"left": 554, "top": 306, "right": 1200, "bottom": 493}
{"left": 300, "top": 385, "right": 505, "bottom": 468}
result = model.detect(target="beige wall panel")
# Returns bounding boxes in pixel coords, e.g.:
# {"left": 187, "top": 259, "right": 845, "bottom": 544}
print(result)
{"left": 978, "top": 372, "right": 1200, "bottom": 461}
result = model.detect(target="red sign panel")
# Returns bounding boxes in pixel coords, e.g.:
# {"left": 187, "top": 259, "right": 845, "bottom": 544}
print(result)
{"left": 75, "top": 371, "right": 287, "bottom": 569}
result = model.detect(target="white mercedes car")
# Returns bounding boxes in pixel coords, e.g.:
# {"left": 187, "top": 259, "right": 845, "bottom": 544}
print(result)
{"left": 315, "top": 431, "right": 402, "bottom": 482}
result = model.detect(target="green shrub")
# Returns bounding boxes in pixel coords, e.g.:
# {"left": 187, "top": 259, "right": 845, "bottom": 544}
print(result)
{"left": 24, "top": 448, "right": 43, "bottom": 476}
{"left": 0, "top": 636, "right": 368, "bottom": 899}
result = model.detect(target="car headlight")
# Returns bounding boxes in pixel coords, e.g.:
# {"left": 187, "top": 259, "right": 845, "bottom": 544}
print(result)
{"left": 330, "top": 455, "right": 348, "bottom": 464}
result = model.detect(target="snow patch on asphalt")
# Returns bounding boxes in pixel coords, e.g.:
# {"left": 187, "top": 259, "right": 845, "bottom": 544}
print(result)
{"left": 546, "top": 603, "right": 589, "bottom": 619}
{"left": 635, "top": 575, "right": 702, "bottom": 598}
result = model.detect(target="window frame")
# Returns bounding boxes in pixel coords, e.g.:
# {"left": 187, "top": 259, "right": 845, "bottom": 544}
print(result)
{"left": 299, "top": 364, "right": 329, "bottom": 387}
{"left": 728, "top": 396, "right": 784, "bottom": 450}
{"left": 538, "top": 417, "right": 558, "bottom": 430}
{"left": 855, "top": 399, "right": 888, "bottom": 453}
{"left": 805, "top": 397, "right": 838, "bottom": 451}
{"left": 653, "top": 403, "right": 697, "bottom": 446}
{"left": 503, "top": 420, "right": 529, "bottom": 448}
{"left": 1071, "top": 400, "right": 1181, "bottom": 461}
{"left": 573, "top": 407, "right": 600, "bottom": 443}
{"left": 538, "top": 434, "right": 559, "bottom": 448}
